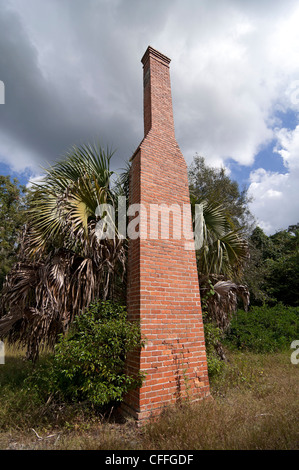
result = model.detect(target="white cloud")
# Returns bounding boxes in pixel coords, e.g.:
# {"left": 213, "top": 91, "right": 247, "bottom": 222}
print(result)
{"left": 274, "top": 126, "right": 299, "bottom": 170}
{"left": 26, "top": 173, "right": 45, "bottom": 189}
{"left": 0, "top": 0, "right": 299, "bottom": 174}
{"left": 1, "top": 0, "right": 299, "bottom": 238}
{"left": 163, "top": 0, "right": 299, "bottom": 167}
{"left": 248, "top": 126, "right": 299, "bottom": 234}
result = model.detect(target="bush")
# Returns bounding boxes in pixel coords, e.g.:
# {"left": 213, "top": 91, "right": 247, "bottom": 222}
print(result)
{"left": 29, "top": 300, "right": 144, "bottom": 408}
{"left": 203, "top": 321, "right": 225, "bottom": 378}
{"left": 225, "top": 303, "right": 299, "bottom": 353}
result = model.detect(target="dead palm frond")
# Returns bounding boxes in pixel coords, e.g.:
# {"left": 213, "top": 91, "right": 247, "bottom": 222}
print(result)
{"left": 0, "top": 144, "right": 126, "bottom": 361}
{"left": 191, "top": 195, "right": 250, "bottom": 339}
{"left": 191, "top": 197, "right": 249, "bottom": 281}
{"left": 205, "top": 279, "right": 250, "bottom": 331}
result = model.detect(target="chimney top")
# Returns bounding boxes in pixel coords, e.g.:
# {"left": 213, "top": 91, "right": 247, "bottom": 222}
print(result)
{"left": 141, "top": 46, "right": 171, "bottom": 67}
{"left": 141, "top": 46, "right": 174, "bottom": 138}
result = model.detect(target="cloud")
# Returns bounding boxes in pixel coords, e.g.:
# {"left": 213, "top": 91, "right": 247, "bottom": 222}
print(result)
{"left": 248, "top": 126, "right": 299, "bottom": 234}
{"left": 1, "top": 0, "right": 299, "bottom": 184}
{"left": 170, "top": 0, "right": 299, "bottom": 166}
{"left": 0, "top": 0, "right": 145, "bottom": 174}
{"left": 26, "top": 173, "right": 45, "bottom": 189}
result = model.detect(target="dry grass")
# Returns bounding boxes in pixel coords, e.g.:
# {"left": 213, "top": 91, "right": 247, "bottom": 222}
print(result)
{"left": 0, "top": 347, "right": 298, "bottom": 450}
{"left": 141, "top": 352, "right": 299, "bottom": 450}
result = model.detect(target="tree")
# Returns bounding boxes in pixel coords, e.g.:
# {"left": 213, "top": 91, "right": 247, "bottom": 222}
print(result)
{"left": 189, "top": 155, "right": 254, "bottom": 233}
{"left": 0, "top": 176, "right": 26, "bottom": 290}
{"left": 267, "top": 251, "right": 299, "bottom": 306}
{"left": 191, "top": 196, "right": 249, "bottom": 283}
{"left": 246, "top": 225, "right": 299, "bottom": 306}
{"left": 242, "top": 226, "right": 273, "bottom": 305}
{"left": 190, "top": 194, "right": 249, "bottom": 365}
{"left": 0, "top": 151, "right": 254, "bottom": 361}
{"left": 265, "top": 225, "right": 299, "bottom": 306}
{"left": 0, "top": 144, "right": 126, "bottom": 361}
{"left": 30, "top": 300, "right": 144, "bottom": 407}
{"left": 189, "top": 158, "right": 251, "bottom": 360}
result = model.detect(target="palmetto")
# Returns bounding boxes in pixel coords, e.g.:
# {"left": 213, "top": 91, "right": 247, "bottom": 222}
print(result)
{"left": 191, "top": 194, "right": 250, "bottom": 332}
{"left": 0, "top": 144, "right": 126, "bottom": 361}
{"left": 0, "top": 147, "right": 250, "bottom": 361}
{"left": 191, "top": 195, "right": 248, "bottom": 280}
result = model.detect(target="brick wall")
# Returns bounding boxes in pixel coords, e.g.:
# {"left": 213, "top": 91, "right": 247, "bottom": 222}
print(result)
{"left": 122, "top": 46, "right": 210, "bottom": 420}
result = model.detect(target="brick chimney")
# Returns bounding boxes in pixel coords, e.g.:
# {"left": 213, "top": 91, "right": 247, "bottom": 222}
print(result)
{"left": 122, "top": 46, "right": 210, "bottom": 420}
{"left": 142, "top": 46, "right": 175, "bottom": 138}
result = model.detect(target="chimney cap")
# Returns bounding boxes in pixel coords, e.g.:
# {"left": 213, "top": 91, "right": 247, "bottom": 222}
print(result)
{"left": 141, "top": 46, "right": 171, "bottom": 66}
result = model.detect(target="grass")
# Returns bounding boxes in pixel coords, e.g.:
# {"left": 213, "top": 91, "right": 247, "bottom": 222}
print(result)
{"left": 0, "top": 345, "right": 298, "bottom": 450}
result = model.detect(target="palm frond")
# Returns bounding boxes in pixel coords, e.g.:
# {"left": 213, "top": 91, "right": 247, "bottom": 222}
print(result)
{"left": 191, "top": 195, "right": 248, "bottom": 280}
{"left": 203, "top": 279, "right": 250, "bottom": 331}
{"left": 0, "top": 143, "right": 126, "bottom": 361}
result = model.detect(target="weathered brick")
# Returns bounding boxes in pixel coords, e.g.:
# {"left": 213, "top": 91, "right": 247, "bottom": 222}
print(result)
{"left": 122, "top": 46, "right": 210, "bottom": 421}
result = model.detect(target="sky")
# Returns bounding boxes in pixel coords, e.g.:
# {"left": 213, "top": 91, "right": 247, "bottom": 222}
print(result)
{"left": 0, "top": 0, "right": 299, "bottom": 235}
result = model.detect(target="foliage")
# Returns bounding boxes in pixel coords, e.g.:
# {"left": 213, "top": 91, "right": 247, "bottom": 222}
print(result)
{"left": 190, "top": 191, "right": 249, "bottom": 343}
{"left": 225, "top": 304, "right": 299, "bottom": 353}
{"left": 191, "top": 196, "right": 249, "bottom": 282}
{"left": 28, "top": 300, "right": 144, "bottom": 407}
{"left": 0, "top": 144, "right": 127, "bottom": 361}
{"left": 242, "top": 229, "right": 270, "bottom": 305}
{"left": 1, "top": 348, "right": 299, "bottom": 449}
{"left": 188, "top": 155, "right": 254, "bottom": 232}
{"left": 265, "top": 225, "right": 299, "bottom": 307}
{"left": 203, "top": 320, "right": 225, "bottom": 378}
{"left": 188, "top": 157, "right": 251, "bottom": 360}
{"left": 0, "top": 176, "right": 26, "bottom": 290}
{"left": 200, "top": 284, "right": 226, "bottom": 377}
{"left": 203, "top": 279, "right": 249, "bottom": 331}
{"left": 189, "top": 156, "right": 250, "bottom": 311}
{"left": 245, "top": 225, "right": 299, "bottom": 306}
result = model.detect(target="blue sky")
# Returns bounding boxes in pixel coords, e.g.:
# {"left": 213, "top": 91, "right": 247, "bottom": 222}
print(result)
{"left": 1, "top": 0, "right": 299, "bottom": 235}
{"left": 227, "top": 109, "right": 298, "bottom": 187}
{"left": 0, "top": 161, "right": 31, "bottom": 187}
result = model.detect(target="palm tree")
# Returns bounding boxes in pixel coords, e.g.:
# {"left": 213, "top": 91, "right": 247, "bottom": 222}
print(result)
{"left": 0, "top": 143, "right": 126, "bottom": 361}
{"left": 0, "top": 149, "right": 249, "bottom": 361}
{"left": 190, "top": 195, "right": 250, "bottom": 333}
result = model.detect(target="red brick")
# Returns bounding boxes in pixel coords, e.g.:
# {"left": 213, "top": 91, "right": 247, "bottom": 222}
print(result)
{"left": 122, "top": 46, "right": 210, "bottom": 420}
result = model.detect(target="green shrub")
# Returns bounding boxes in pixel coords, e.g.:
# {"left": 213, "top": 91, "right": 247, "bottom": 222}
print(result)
{"left": 203, "top": 321, "right": 225, "bottom": 378}
{"left": 201, "top": 286, "right": 226, "bottom": 379}
{"left": 29, "top": 300, "right": 144, "bottom": 407}
{"left": 225, "top": 303, "right": 299, "bottom": 353}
